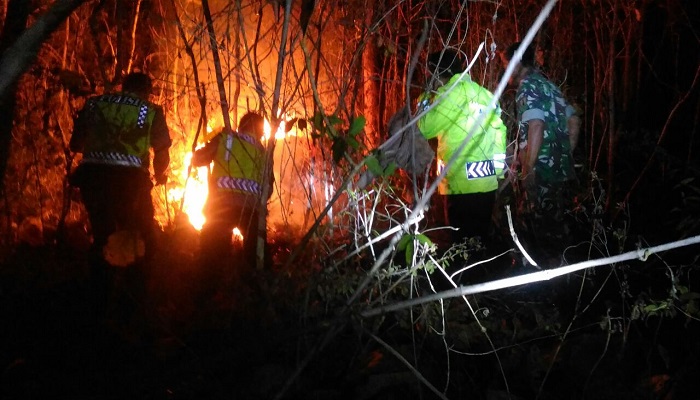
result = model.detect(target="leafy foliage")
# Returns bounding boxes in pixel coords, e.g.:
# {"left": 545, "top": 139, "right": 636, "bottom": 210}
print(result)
{"left": 310, "top": 111, "right": 366, "bottom": 164}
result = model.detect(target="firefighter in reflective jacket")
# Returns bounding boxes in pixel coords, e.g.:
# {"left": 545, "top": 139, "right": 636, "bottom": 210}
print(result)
{"left": 192, "top": 112, "right": 271, "bottom": 268}
{"left": 69, "top": 72, "right": 171, "bottom": 265}
{"left": 417, "top": 50, "right": 507, "bottom": 245}
{"left": 69, "top": 72, "right": 171, "bottom": 321}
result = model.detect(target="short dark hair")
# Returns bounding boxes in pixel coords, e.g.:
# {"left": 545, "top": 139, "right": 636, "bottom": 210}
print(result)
{"left": 238, "top": 112, "right": 265, "bottom": 138}
{"left": 122, "top": 72, "right": 153, "bottom": 96}
{"left": 505, "top": 42, "right": 535, "bottom": 67}
{"left": 427, "top": 49, "right": 464, "bottom": 80}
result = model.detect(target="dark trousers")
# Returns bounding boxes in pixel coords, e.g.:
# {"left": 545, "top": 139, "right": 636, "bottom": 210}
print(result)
{"left": 70, "top": 164, "right": 156, "bottom": 316}
{"left": 522, "top": 178, "right": 577, "bottom": 261}
{"left": 200, "top": 193, "right": 261, "bottom": 266}
{"left": 71, "top": 164, "right": 157, "bottom": 257}
{"left": 197, "top": 193, "right": 262, "bottom": 306}
{"left": 446, "top": 191, "right": 496, "bottom": 244}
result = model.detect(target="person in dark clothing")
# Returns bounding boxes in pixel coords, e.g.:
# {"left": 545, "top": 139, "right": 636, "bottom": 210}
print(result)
{"left": 192, "top": 112, "right": 271, "bottom": 269}
{"left": 191, "top": 112, "right": 272, "bottom": 311}
{"left": 69, "top": 72, "right": 171, "bottom": 319}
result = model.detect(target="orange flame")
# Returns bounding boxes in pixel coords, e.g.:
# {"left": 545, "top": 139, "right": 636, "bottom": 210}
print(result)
{"left": 437, "top": 158, "right": 446, "bottom": 175}
{"left": 263, "top": 118, "right": 287, "bottom": 142}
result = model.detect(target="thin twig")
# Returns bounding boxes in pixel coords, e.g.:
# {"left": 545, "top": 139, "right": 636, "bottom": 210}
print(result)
{"left": 583, "top": 308, "right": 612, "bottom": 395}
{"left": 618, "top": 64, "right": 700, "bottom": 219}
{"left": 201, "top": 0, "right": 231, "bottom": 132}
{"left": 366, "top": 330, "right": 450, "bottom": 400}
{"left": 169, "top": 0, "right": 206, "bottom": 213}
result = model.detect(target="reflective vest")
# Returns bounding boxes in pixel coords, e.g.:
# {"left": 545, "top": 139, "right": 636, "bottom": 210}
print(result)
{"left": 211, "top": 131, "right": 266, "bottom": 196}
{"left": 79, "top": 91, "right": 157, "bottom": 169}
{"left": 418, "top": 74, "right": 507, "bottom": 195}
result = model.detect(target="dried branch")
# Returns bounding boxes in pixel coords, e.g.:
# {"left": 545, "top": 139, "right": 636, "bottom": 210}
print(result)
{"left": 361, "top": 234, "right": 700, "bottom": 318}
{"left": 0, "top": 0, "right": 87, "bottom": 190}
{"left": 125, "top": 0, "right": 143, "bottom": 74}
{"left": 0, "top": 0, "right": 88, "bottom": 99}
{"left": 201, "top": 0, "right": 231, "bottom": 132}
{"left": 170, "top": 0, "right": 208, "bottom": 212}
{"left": 348, "top": 0, "right": 560, "bottom": 312}
{"left": 618, "top": 64, "right": 700, "bottom": 217}
{"left": 366, "top": 330, "right": 450, "bottom": 400}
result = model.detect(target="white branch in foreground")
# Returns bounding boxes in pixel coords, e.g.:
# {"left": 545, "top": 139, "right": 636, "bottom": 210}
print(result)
{"left": 361, "top": 234, "right": 700, "bottom": 318}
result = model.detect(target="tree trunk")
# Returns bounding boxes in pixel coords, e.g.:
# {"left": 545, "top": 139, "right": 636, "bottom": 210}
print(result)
{"left": 0, "top": 0, "right": 87, "bottom": 192}
{"left": 201, "top": 0, "right": 231, "bottom": 132}
{"left": 362, "top": 4, "right": 379, "bottom": 149}
{"left": 0, "top": 0, "right": 30, "bottom": 236}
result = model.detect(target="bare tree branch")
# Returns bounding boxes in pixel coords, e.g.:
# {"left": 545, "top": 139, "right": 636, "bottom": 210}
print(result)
{"left": 361, "top": 234, "right": 700, "bottom": 318}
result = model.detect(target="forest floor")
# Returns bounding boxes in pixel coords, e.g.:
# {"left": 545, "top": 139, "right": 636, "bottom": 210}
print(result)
{"left": 1, "top": 225, "right": 699, "bottom": 400}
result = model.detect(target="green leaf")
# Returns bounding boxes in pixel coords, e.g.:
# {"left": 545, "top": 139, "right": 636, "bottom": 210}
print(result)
{"left": 414, "top": 233, "right": 433, "bottom": 247}
{"left": 383, "top": 161, "right": 397, "bottom": 177}
{"left": 397, "top": 234, "right": 412, "bottom": 252}
{"left": 332, "top": 137, "right": 347, "bottom": 164}
{"left": 680, "top": 291, "right": 700, "bottom": 301}
{"left": 312, "top": 111, "right": 324, "bottom": 131}
{"left": 347, "top": 136, "right": 360, "bottom": 150}
{"left": 364, "top": 155, "right": 397, "bottom": 179}
{"left": 327, "top": 114, "right": 344, "bottom": 128}
{"left": 365, "top": 155, "right": 383, "bottom": 176}
{"left": 348, "top": 116, "right": 366, "bottom": 136}
{"left": 396, "top": 234, "right": 432, "bottom": 265}
{"left": 405, "top": 241, "right": 415, "bottom": 265}
{"left": 643, "top": 301, "right": 669, "bottom": 314}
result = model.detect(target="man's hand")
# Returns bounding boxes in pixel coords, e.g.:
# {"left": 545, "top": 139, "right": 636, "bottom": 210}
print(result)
{"left": 521, "top": 169, "right": 536, "bottom": 190}
{"left": 568, "top": 114, "right": 582, "bottom": 152}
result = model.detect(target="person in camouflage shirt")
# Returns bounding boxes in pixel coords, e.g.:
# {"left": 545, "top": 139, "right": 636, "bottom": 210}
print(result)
{"left": 504, "top": 42, "right": 581, "bottom": 264}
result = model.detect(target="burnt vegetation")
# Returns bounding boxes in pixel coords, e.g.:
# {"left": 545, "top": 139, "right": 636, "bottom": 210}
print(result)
{"left": 1, "top": 0, "right": 699, "bottom": 399}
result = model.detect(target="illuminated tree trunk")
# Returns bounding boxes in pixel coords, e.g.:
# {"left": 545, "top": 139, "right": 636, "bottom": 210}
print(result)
{"left": 257, "top": 0, "right": 293, "bottom": 270}
{"left": 201, "top": 0, "right": 231, "bottom": 132}
{"left": 0, "top": 0, "right": 30, "bottom": 234}
{"left": 126, "top": 0, "right": 143, "bottom": 74}
{"left": 170, "top": 0, "right": 208, "bottom": 214}
{"left": 361, "top": 4, "right": 380, "bottom": 148}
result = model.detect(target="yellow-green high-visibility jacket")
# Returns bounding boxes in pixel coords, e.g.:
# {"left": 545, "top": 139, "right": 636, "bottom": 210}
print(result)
{"left": 417, "top": 74, "right": 507, "bottom": 195}
{"left": 196, "top": 130, "right": 267, "bottom": 197}
{"left": 70, "top": 91, "right": 171, "bottom": 176}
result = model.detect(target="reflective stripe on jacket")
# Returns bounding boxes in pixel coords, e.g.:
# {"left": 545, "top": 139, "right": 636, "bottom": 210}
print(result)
{"left": 418, "top": 74, "right": 507, "bottom": 195}
{"left": 81, "top": 151, "right": 143, "bottom": 167}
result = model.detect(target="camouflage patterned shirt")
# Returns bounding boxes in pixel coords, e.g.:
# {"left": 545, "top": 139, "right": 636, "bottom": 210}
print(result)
{"left": 516, "top": 71, "right": 575, "bottom": 183}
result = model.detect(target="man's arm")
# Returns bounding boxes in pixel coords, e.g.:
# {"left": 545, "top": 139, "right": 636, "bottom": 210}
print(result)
{"left": 416, "top": 85, "right": 460, "bottom": 140}
{"left": 151, "top": 107, "right": 172, "bottom": 184}
{"left": 69, "top": 106, "right": 92, "bottom": 153}
{"left": 416, "top": 95, "right": 442, "bottom": 140}
{"left": 491, "top": 109, "right": 508, "bottom": 178}
{"left": 191, "top": 135, "right": 219, "bottom": 167}
{"left": 523, "top": 118, "right": 545, "bottom": 177}
{"left": 567, "top": 114, "right": 581, "bottom": 152}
